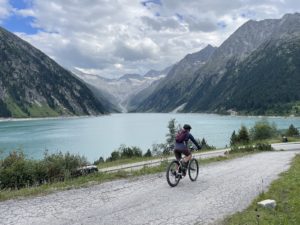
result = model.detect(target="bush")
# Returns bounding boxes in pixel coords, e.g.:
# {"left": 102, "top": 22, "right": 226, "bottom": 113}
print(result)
{"left": 230, "top": 145, "right": 255, "bottom": 153}
{"left": 144, "top": 149, "right": 152, "bottom": 157}
{"left": 237, "top": 125, "right": 250, "bottom": 144}
{"left": 200, "top": 138, "right": 216, "bottom": 150}
{"left": 43, "top": 151, "right": 87, "bottom": 182}
{"left": 250, "top": 120, "right": 278, "bottom": 140}
{"left": 106, "top": 145, "right": 143, "bottom": 161}
{"left": 286, "top": 124, "right": 299, "bottom": 137}
{"left": 93, "top": 156, "right": 104, "bottom": 165}
{"left": 230, "top": 143, "right": 273, "bottom": 153}
{"left": 230, "top": 126, "right": 250, "bottom": 146}
{"left": 120, "top": 146, "right": 142, "bottom": 158}
{"left": 255, "top": 143, "right": 273, "bottom": 151}
{"left": 0, "top": 150, "right": 88, "bottom": 190}
{"left": 0, "top": 151, "right": 36, "bottom": 189}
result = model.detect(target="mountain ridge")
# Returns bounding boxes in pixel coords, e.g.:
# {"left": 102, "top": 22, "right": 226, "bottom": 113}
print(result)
{"left": 0, "top": 26, "right": 108, "bottom": 118}
{"left": 132, "top": 13, "right": 300, "bottom": 115}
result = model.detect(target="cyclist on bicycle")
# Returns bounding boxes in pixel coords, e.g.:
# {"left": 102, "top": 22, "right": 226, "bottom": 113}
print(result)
{"left": 174, "top": 124, "right": 201, "bottom": 173}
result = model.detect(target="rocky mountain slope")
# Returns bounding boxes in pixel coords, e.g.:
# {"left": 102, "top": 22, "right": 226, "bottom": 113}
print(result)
{"left": 133, "top": 13, "right": 300, "bottom": 115}
{"left": 132, "top": 44, "right": 217, "bottom": 112}
{"left": 0, "top": 27, "right": 108, "bottom": 118}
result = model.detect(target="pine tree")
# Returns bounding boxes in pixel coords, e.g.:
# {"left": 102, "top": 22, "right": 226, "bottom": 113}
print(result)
{"left": 230, "top": 131, "right": 238, "bottom": 146}
{"left": 286, "top": 124, "right": 299, "bottom": 136}
{"left": 144, "top": 149, "right": 152, "bottom": 157}
{"left": 238, "top": 125, "right": 250, "bottom": 144}
{"left": 166, "top": 118, "right": 177, "bottom": 148}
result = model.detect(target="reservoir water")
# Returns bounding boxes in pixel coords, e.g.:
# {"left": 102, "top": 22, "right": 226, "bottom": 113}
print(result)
{"left": 0, "top": 113, "right": 299, "bottom": 162}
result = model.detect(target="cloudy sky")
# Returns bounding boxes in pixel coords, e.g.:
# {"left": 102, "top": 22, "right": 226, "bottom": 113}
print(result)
{"left": 0, "top": 0, "right": 300, "bottom": 78}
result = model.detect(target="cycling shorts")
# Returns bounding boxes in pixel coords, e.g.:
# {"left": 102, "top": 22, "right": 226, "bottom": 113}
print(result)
{"left": 174, "top": 148, "right": 191, "bottom": 161}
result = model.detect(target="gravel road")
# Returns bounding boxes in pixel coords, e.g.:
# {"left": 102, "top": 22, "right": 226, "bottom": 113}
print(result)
{"left": 0, "top": 150, "right": 298, "bottom": 225}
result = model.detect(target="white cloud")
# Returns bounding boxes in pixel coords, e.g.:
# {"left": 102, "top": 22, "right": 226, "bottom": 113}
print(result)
{"left": 0, "top": 0, "right": 11, "bottom": 22}
{"left": 8, "top": 0, "right": 300, "bottom": 78}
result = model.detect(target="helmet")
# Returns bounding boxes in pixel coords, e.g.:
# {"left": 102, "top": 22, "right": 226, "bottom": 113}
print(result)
{"left": 183, "top": 124, "right": 192, "bottom": 130}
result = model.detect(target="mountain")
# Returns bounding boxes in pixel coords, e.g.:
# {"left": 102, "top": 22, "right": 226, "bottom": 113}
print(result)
{"left": 133, "top": 13, "right": 300, "bottom": 115}
{"left": 185, "top": 17, "right": 300, "bottom": 115}
{"left": 119, "top": 74, "right": 144, "bottom": 81}
{"left": 0, "top": 27, "right": 108, "bottom": 118}
{"left": 73, "top": 66, "right": 171, "bottom": 112}
{"left": 131, "top": 44, "right": 217, "bottom": 112}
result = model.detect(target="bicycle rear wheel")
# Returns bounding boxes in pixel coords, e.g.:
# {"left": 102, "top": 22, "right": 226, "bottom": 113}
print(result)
{"left": 188, "top": 158, "right": 199, "bottom": 181}
{"left": 166, "top": 160, "right": 181, "bottom": 187}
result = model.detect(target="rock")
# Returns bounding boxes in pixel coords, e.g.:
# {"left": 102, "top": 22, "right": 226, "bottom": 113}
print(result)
{"left": 257, "top": 199, "right": 276, "bottom": 209}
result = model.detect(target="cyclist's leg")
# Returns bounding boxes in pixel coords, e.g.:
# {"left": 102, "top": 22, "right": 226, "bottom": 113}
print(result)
{"left": 174, "top": 149, "right": 182, "bottom": 171}
{"left": 174, "top": 149, "right": 182, "bottom": 161}
{"left": 182, "top": 148, "right": 191, "bottom": 164}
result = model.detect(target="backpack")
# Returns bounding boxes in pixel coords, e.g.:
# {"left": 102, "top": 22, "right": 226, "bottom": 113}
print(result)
{"left": 175, "top": 129, "right": 188, "bottom": 143}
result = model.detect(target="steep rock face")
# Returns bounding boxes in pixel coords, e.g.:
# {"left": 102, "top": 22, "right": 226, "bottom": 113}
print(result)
{"left": 184, "top": 13, "right": 300, "bottom": 113}
{"left": 134, "top": 13, "right": 300, "bottom": 114}
{"left": 132, "top": 44, "right": 217, "bottom": 112}
{"left": 186, "top": 36, "right": 300, "bottom": 115}
{"left": 0, "top": 27, "right": 107, "bottom": 117}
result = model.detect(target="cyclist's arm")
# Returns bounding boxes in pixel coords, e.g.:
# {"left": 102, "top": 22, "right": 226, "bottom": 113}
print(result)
{"left": 189, "top": 134, "right": 201, "bottom": 150}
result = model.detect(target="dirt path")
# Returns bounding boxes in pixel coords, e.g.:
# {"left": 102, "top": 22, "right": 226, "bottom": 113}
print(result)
{"left": 0, "top": 150, "right": 298, "bottom": 225}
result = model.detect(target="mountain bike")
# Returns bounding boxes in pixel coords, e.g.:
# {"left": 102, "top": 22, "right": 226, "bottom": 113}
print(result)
{"left": 166, "top": 151, "right": 199, "bottom": 187}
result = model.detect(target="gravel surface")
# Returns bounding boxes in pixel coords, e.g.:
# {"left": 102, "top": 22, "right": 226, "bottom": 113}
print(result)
{"left": 0, "top": 150, "right": 298, "bottom": 225}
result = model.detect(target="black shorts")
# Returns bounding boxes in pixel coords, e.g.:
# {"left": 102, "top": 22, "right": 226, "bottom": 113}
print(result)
{"left": 174, "top": 148, "right": 191, "bottom": 160}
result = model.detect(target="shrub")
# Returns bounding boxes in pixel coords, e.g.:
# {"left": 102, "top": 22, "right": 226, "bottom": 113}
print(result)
{"left": 144, "top": 149, "right": 152, "bottom": 157}
{"left": 0, "top": 151, "right": 36, "bottom": 189}
{"left": 230, "top": 126, "right": 250, "bottom": 146}
{"left": 119, "top": 145, "right": 142, "bottom": 158}
{"left": 255, "top": 143, "right": 273, "bottom": 151}
{"left": 230, "top": 143, "right": 273, "bottom": 153}
{"left": 0, "top": 150, "right": 88, "bottom": 189}
{"left": 93, "top": 156, "right": 104, "bottom": 165}
{"left": 237, "top": 125, "right": 250, "bottom": 144}
{"left": 200, "top": 138, "right": 216, "bottom": 150}
{"left": 230, "top": 145, "right": 255, "bottom": 153}
{"left": 230, "top": 131, "right": 238, "bottom": 146}
{"left": 286, "top": 124, "right": 299, "bottom": 137}
{"left": 250, "top": 120, "right": 278, "bottom": 140}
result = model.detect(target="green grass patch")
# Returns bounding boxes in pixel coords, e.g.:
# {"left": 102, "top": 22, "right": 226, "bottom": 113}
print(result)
{"left": 4, "top": 97, "right": 27, "bottom": 118}
{"left": 27, "top": 103, "right": 60, "bottom": 117}
{"left": 222, "top": 154, "right": 300, "bottom": 225}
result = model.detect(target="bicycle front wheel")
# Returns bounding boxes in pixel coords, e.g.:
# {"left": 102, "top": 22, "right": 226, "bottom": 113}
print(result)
{"left": 188, "top": 158, "right": 199, "bottom": 181}
{"left": 166, "top": 160, "right": 180, "bottom": 187}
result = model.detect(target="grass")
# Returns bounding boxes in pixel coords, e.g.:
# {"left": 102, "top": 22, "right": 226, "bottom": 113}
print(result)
{"left": 97, "top": 149, "right": 220, "bottom": 169}
{"left": 0, "top": 160, "right": 169, "bottom": 202}
{"left": 27, "top": 103, "right": 60, "bottom": 117}
{"left": 222, "top": 154, "right": 300, "bottom": 225}
{"left": 0, "top": 150, "right": 255, "bottom": 202}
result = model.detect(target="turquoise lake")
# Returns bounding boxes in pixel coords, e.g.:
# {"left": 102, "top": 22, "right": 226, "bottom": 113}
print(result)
{"left": 0, "top": 113, "right": 300, "bottom": 162}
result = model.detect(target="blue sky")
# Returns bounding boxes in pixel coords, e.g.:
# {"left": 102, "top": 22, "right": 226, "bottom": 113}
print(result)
{"left": 2, "top": 0, "right": 38, "bottom": 34}
{"left": 1, "top": 0, "right": 300, "bottom": 78}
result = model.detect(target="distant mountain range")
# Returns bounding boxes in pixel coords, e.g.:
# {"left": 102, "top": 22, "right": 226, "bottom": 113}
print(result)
{"left": 131, "top": 13, "right": 300, "bottom": 116}
{"left": 73, "top": 66, "right": 171, "bottom": 112}
{"left": 0, "top": 27, "right": 108, "bottom": 118}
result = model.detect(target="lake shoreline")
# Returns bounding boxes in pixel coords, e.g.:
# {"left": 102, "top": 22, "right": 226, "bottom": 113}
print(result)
{"left": 0, "top": 112, "right": 299, "bottom": 123}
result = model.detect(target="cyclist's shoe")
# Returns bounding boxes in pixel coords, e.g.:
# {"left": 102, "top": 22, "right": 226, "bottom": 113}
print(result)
{"left": 175, "top": 173, "right": 182, "bottom": 179}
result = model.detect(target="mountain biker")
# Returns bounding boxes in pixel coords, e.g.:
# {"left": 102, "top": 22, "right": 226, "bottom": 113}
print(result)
{"left": 174, "top": 124, "right": 201, "bottom": 174}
